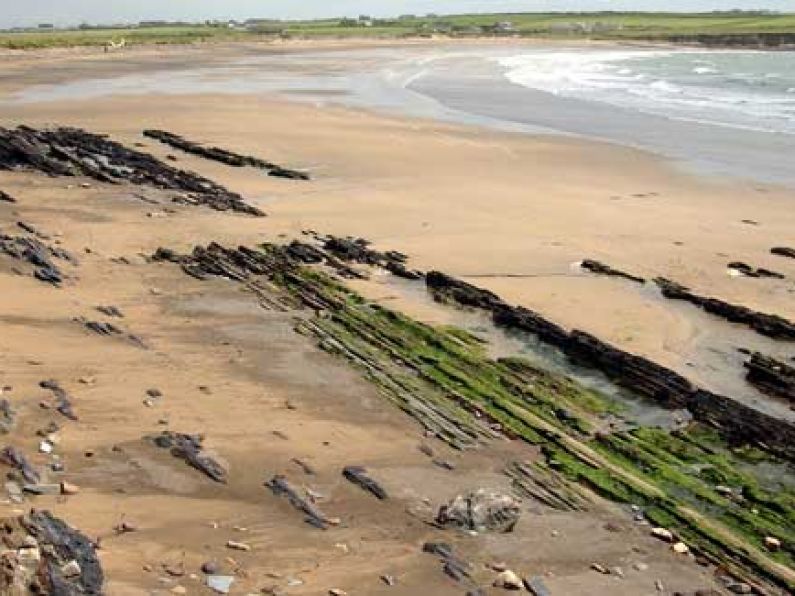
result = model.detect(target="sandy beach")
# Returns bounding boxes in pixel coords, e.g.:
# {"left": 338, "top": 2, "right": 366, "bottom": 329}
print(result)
{"left": 0, "top": 41, "right": 793, "bottom": 594}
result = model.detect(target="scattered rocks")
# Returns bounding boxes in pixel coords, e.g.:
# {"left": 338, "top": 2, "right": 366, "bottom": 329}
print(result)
{"left": 39, "top": 378, "right": 78, "bottom": 420}
{"left": 143, "top": 129, "right": 310, "bottom": 181}
{"left": 0, "top": 126, "right": 264, "bottom": 216}
{"left": 580, "top": 259, "right": 645, "bottom": 283}
{"left": 342, "top": 466, "right": 388, "bottom": 500}
{"left": 0, "top": 229, "right": 74, "bottom": 286}
{"left": 436, "top": 489, "right": 521, "bottom": 533}
{"left": 150, "top": 431, "right": 228, "bottom": 483}
{"left": 0, "top": 446, "right": 40, "bottom": 483}
{"left": 96, "top": 304, "right": 124, "bottom": 318}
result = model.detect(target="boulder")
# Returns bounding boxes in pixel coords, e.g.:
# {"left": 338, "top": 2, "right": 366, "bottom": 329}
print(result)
{"left": 436, "top": 489, "right": 521, "bottom": 533}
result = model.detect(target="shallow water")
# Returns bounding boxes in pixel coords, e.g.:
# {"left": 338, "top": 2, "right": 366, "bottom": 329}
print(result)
{"left": 10, "top": 44, "right": 795, "bottom": 187}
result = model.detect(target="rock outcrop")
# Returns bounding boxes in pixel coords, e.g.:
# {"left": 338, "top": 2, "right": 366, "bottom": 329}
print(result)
{"left": 580, "top": 259, "right": 645, "bottom": 283}
{"left": 436, "top": 490, "right": 521, "bottom": 533}
{"left": 0, "top": 126, "right": 263, "bottom": 216}
{"left": 744, "top": 353, "right": 795, "bottom": 403}
{"left": 142, "top": 129, "right": 310, "bottom": 180}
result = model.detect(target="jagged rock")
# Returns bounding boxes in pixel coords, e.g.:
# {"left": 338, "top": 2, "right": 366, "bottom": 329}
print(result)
{"left": 0, "top": 231, "right": 74, "bottom": 286}
{"left": 655, "top": 277, "right": 795, "bottom": 340}
{"left": 0, "top": 510, "right": 103, "bottom": 595}
{"left": 0, "top": 126, "right": 264, "bottom": 216}
{"left": 771, "top": 247, "right": 795, "bottom": 259}
{"left": 151, "top": 431, "right": 228, "bottom": 483}
{"left": 744, "top": 352, "right": 795, "bottom": 403}
{"left": 342, "top": 466, "right": 388, "bottom": 500}
{"left": 581, "top": 259, "right": 645, "bottom": 283}
{"left": 264, "top": 474, "right": 331, "bottom": 529}
{"left": 436, "top": 489, "right": 521, "bottom": 533}
{"left": 143, "top": 129, "right": 310, "bottom": 180}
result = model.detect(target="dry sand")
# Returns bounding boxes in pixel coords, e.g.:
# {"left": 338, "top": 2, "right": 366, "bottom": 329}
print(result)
{"left": 0, "top": 42, "right": 791, "bottom": 594}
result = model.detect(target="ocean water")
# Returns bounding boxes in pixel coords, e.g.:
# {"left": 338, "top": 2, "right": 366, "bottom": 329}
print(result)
{"left": 497, "top": 49, "right": 795, "bottom": 136}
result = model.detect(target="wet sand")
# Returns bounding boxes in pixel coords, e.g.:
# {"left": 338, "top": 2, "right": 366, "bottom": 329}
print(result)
{"left": 0, "top": 41, "right": 792, "bottom": 594}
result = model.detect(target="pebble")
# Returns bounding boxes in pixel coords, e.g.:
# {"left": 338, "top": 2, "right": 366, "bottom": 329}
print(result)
{"left": 633, "top": 562, "right": 649, "bottom": 572}
{"left": 170, "top": 587, "right": 187, "bottom": 595}
{"left": 380, "top": 574, "right": 396, "bottom": 586}
{"left": 61, "top": 560, "right": 82, "bottom": 578}
{"left": 329, "top": 590, "right": 347, "bottom": 596}
{"left": 207, "top": 575, "right": 235, "bottom": 594}
{"left": 60, "top": 482, "right": 80, "bottom": 495}
{"left": 671, "top": 541, "right": 689, "bottom": 554}
{"left": 655, "top": 579, "right": 664, "bottom": 592}
{"left": 226, "top": 540, "right": 251, "bottom": 552}
{"left": 493, "top": 569, "right": 523, "bottom": 589}
{"left": 39, "top": 441, "right": 54, "bottom": 454}
{"left": 202, "top": 561, "right": 220, "bottom": 575}
{"left": 590, "top": 563, "right": 609, "bottom": 575}
{"left": 650, "top": 527, "right": 674, "bottom": 542}
{"left": 764, "top": 536, "right": 781, "bottom": 551}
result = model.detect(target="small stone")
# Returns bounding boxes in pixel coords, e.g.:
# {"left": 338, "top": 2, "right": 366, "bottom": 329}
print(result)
{"left": 114, "top": 521, "right": 138, "bottom": 534}
{"left": 633, "top": 562, "right": 648, "bottom": 572}
{"left": 61, "top": 560, "right": 82, "bottom": 578}
{"left": 171, "top": 587, "right": 187, "bottom": 595}
{"left": 226, "top": 540, "right": 251, "bottom": 552}
{"left": 610, "top": 566, "right": 624, "bottom": 578}
{"left": 60, "top": 482, "right": 80, "bottom": 495}
{"left": 493, "top": 569, "right": 523, "bottom": 589}
{"left": 146, "top": 388, "right": 163, "bottom": 398}
{"left": 671, "top": 541, "right": 689, "bottom": 554}
{"left": 23, "top": 484, "right": 61, "bottom": 495}
{"left": 650, "top": 527, "right": 674, "bottom": 542}
{"left": 329, "top": 590, "right": 347, "bottom": 596}
{"left": 381, "top": 574, "right": 396, "bottom": 586}
{"left": 207, "top": 575, "right": 235, "bottom": 594}
{"left": 655, "top": 579, "right": 664, "bottom": 592}
{"left": 590, "top": 563, "right": 609, "bottom": 574}
{"left": 78, "top": 376, "right": 96, "bottom": 385}
{"left": 202, "top": 561, "right": 220, "bottom": 574}
{"left": 764, "top": 536, "right": 781, "bottom": 551}
{"left": 489, "top": 561, "right": 508, "bottom": 572}
{"left": 39, "top": 441, "right": 54, "bottom": 454}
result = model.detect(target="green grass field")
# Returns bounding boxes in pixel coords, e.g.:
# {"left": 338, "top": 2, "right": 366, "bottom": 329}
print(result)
{"left": 1, "top": 12, "right": 794, "bottom": 49}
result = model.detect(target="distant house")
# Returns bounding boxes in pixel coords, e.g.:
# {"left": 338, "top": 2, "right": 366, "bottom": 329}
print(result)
{"left": 37, "top": 23, "right": 54, "bottom": 30}
{"left": 495, "top": 21, "right": 515, "bottom": 32}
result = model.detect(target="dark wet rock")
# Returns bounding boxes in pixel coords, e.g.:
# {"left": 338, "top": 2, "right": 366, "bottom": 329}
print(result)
{"left": 39, "top": 379, "right": 78, "bottom": 421}
{"left": 143, "top": 129, "right": 310, "bottom": 180}
{"left": 0, "top": 126, "right": 264, "bottom": 216}
{"left": 0, "top": 446, "right": 40, "bottom": 483}
{"left": 580, "top": 259, "right": 645, "bottom": 283}
{"left": 0, "top": 231, "right": 73, "bottom": 286}
{"left": 436, "top": 490, "right": 521, "bottom": 533}
{"left": 0, "top": 510, "right": 103, "bottom": 595}
{"left": 322, "top": 236, "right": 423, "bottom": 278}
{"left": 727, "top": 262, "right": 785, "bottom": 279}
{"left": 655, "top": 277, "right": 795, "bottom": 340}
{"left": 286, "top": 241, "right": 326, "bottom": 264}
{"left": 744, "top": 353, "right": 795, "bottom": 403}
{"left": 264, "top": 475, "right": 330, "bottom": 529}
{"left": 96, "top": 305, "right": 124, "bottom": 318}
{"left": 426, "top": 271, "right": 795, "bottom": 461}
{"left": 150, "top": 431, "right": 228, "bottom": 483}
{"left": 422, "top": 542, "right": 473, "bottom": 582}
{"left": 771, "top": 247, "right": 795, "bottom": 260}
{"left": 342, "top": 466, "right": 388, "bottom": 500}
{"left": 0, "top": 190, "right": 15, "bottom": 203}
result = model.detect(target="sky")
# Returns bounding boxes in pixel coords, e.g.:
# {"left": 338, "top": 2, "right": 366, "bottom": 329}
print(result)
{"left": 2, "top": 1, "right": 792, "bottom": 29}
